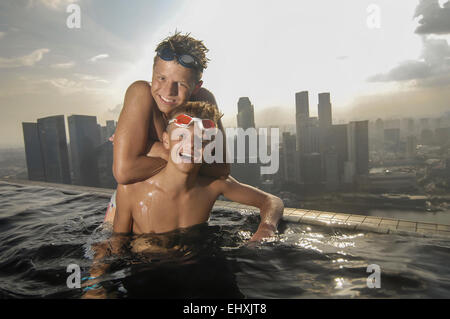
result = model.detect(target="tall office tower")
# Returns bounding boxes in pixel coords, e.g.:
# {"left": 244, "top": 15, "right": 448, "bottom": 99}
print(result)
{"left": 96, "top": 121, "right": 116, "bottom": 188}
{"left": 330, "top": 124, "right": 348, "bottom": 183}
{"left": 347, "top": 120, "right": 369, "bottom": 177}
{"left": 232, "top": 97, "right": 260, "bottom": 187}
{"left": 98, "top": 124, "right": 107, "bottom": 143}
{"left": 318, "top": 92, "right": 332, "bottom": 180}
{"left": 324, "top": 151, "right": 339, "bottom": 191}
{"left": 96, "top": 141, "right": 116, "bottom": 189}
{"left": 300, "top": 153, "right": 322, "bottom": 185}
{"left": 318, "top": 92, "right": 332, "bottom": 153}
{"left": 294, "top": 91, "right": 310, "bottom": 184}
{"left": 384, "top": 128, "right": 400, "bottom": 153}
{"left": 295, "top": 91, "right": 310, "bottom": 152}
{"left": 22, "top": 122, "right": 46, "bottom": 181}
{"left": 236, "top": 97, "right": 255, "bottom": 130}
{"left": 68, "top": 115, "right": 101, "bottom": 187}
{"left": 281, "top": 132, "right": 297, "bottom": 183}
{"left": 303, "top": 117, "right": 320, "bottom": 154}
{"left": 36, "top": 115, "right": 72, "bottom": 184}
{"left": 106, "top": 120, "right": 116, "bottom": 138}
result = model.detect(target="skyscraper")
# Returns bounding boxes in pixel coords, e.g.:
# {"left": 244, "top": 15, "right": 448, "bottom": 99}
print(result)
{"left": 330, "top": 124, "right": 348, "bottom": 183}
{"left": 236, "top": 97, "right": 255, "bottom": 130}
{"left": 22, "top": 122, "right": 46, "bottom": 181}
{"left": 96, "top": 141, "right": 116, "bottom": 189}
{"left": 281, "top": 132, "right": 297, "bottom": 183}
{"left": 232, "top": 97, "right": 260, "bottom": 187}
{"left": 106, "top": 120, "right": 116, "bottom": 139}
{"left": 295, "top": 91, "right": 310, "bottom": 153}
{"left": 318, "top": 92, "right": 332, "bottom": 155}
{"left": 324, "top": 151, "right": 339, "bottom": 191}
{"left": 347, "top": 120, "right": 369, "bottom": 176}
{"left": 68, "top": 115, "right": 101, "bottom": 187}
{"left": 303, "top": 117, "right": 320, "bottom": 154}
{"left": 36, "top": 115, "right": 72, "bottom": 184}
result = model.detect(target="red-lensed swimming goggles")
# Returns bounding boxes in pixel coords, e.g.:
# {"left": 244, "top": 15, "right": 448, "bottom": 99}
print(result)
{"left": 168, "top": 114, "right": 216, "bottom": 130}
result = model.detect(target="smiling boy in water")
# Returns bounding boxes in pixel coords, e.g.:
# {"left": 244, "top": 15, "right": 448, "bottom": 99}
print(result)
{"left": 82, "top": 102, "right": 283, "bottom": 298}
{"left": 113, "top": 101, "right": 284, "bottom": 242}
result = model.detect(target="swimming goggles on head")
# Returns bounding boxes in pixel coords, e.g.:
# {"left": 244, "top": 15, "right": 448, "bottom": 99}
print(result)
{"left": 168, "top": 114, "right": 216, "bottom": 130}
{"left": 156, "top": 45, "right": 202, "bottom": 71}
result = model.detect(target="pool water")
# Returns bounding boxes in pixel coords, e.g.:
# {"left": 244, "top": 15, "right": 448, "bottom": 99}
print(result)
{"left": 0, "top": 182, "right": 449, "bottom": 298}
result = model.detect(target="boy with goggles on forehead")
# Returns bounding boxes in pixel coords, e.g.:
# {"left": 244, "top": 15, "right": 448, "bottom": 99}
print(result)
{"left": 113, "top": 101, "right": 284, "bottom": 241}
{"left": 104, "top": 32, "right": 230, "bottom": 224}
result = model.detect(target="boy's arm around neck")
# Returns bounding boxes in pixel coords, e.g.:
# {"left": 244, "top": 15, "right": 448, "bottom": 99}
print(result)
{"left": 113, "top": 81, "right": 167, "bottom": 185}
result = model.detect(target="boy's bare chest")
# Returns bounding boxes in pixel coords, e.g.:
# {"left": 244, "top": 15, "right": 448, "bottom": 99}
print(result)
{"left": 130, "top": 183, "right": 216, "bottom": 233}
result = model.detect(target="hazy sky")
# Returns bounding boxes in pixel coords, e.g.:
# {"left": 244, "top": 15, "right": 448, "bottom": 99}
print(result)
{"left": 0, "top": 0, "right": 449, "bottom": 147}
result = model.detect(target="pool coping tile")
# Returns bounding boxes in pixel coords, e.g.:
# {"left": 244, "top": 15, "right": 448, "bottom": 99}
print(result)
{"left": 6, "top": 178, "right": 450, "bottom": 240}
{"left": 362, "top": 217, "right": 382, "bottom": 226}
{"left": 437, "top": 225, "right": 450, "bottom": 232}
{"left": 347, "top": 215, "right": 366, "bottom": 223}
{"left": 283, "top": 214, "right": 302, "bottom": 223}
{"left": 417, "top": 223, "right": 437, "bottom": 231}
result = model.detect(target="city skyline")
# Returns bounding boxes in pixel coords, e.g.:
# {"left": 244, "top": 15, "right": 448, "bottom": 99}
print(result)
{"left": 14, "top": 87, "right": 450, "bottom": 197}
{"left": 0, "top": 0, "right": 449, "bottom": 147}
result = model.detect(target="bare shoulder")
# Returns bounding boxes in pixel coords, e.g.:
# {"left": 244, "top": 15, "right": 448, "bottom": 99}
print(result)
{"left": 119, "top": 80, "right": 156, "bottom": 118}
{"left": 192, "top": 87, "right": 217, "bottom": 106}
{"left": 126, "top": 80, "right": 152, "bottom": 97}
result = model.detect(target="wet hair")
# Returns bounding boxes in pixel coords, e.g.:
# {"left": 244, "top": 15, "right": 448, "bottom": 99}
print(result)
{"left": 154, "top": 31, "right": 209, "bottom": 82}
{"left": 167, "top": 101, "right": 223, "bottom": 130}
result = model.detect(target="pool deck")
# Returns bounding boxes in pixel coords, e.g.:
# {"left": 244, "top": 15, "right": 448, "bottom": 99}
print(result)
{"left": 2, "top": 178, "right": 450, "bottom": 239}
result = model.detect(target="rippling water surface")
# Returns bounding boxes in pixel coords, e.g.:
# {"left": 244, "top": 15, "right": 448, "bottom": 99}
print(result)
{"left": 0, "top": 182, "right": 449, "bottom": 298}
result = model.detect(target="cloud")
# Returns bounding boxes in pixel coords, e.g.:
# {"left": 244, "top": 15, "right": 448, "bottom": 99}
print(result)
{"left": 0, "top": 31, "right": 5, "bottom": 39}
{"left": 414, "top": 0, "right": 450, "bottom": 35}
{"left": 74, "top": 73, "right": 109, "bottom": 83}
{"left": 27, "top": 0, "right": 78, "bottom": 10}
{"left": 108, "top": 104, "right": 123, "bottom": 115}
{"left": 50, "top": 61, "right": 75, "bottom": 69}
{"left": 41, "top": 76, "right": 111, "bottom": 95}
{"left": 0, "top": 48, "right": 49, "bottom": 68}
{"left": 367, "top": 37, "right": 450, "bottom": 87}
{"left": 89, "top": 54, "right": 109, "bottom": 63}
{"left": 347, "top": 86, "right": 450, "bottom": 120}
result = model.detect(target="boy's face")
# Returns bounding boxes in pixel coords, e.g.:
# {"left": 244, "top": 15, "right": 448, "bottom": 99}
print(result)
{"left": 151, "top": 58, "right": 202, "bottom": 115}
{"left": 163, "top": 117, "right": 205, "bottom": 174}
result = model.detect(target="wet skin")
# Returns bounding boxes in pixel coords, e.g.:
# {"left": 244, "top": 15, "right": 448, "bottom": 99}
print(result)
{"left": 114, "top": 118, "right": 284, "bottom": 242}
